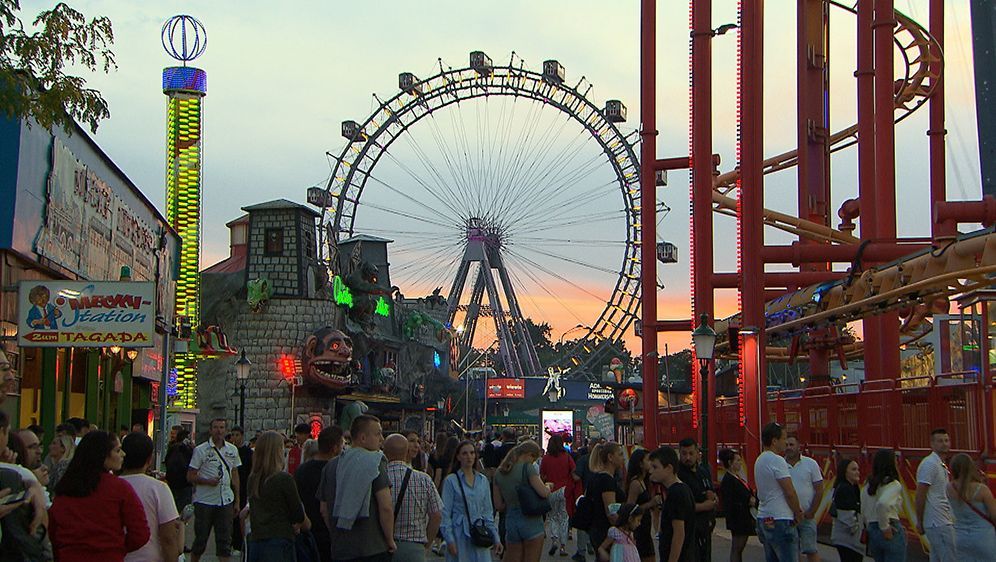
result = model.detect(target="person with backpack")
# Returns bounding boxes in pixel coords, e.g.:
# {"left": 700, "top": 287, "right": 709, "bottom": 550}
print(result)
{"left": 164, "top": 427, "right": 194, "bottom": 512}
{"left": 493, "top": 440, "right": 551, "bottom": 562}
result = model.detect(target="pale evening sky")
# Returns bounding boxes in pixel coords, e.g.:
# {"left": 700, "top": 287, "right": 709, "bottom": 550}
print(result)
{"left": 25, "top": 0, "right": 984, "bottom": 353}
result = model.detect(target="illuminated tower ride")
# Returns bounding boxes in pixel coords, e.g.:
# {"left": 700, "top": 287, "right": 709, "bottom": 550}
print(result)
{"left": 162, "top": 15, "right": 207, "bottom": 408}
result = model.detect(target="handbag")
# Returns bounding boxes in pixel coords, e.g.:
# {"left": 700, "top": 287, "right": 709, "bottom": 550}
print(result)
{"left": 457, "top": 472, "right": 495, "bottom": 548}
{"left": 516, "top": 463, "right": 551, "bottom": 516}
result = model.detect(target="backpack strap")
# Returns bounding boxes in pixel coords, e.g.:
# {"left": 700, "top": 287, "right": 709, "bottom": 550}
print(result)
{"left": 394, "top": 468, "right": 413, "bottom": 520}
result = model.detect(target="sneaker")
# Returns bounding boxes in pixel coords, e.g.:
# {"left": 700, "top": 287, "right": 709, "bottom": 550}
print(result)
{"left": 549, "top": 544, "right": 558, "bottom": 556}
{"left": 572, "top": 554, "right": 586, "bottom": 562}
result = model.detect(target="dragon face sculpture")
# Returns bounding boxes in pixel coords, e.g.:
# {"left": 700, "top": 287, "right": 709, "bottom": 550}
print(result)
{"left": 302, "top": 327, "right": 357, "bottom": 390}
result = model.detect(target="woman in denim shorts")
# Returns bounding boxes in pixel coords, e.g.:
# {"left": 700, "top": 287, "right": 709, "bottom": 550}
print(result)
{"left": 494, "top": 441, "right": 552, "bottom": 562}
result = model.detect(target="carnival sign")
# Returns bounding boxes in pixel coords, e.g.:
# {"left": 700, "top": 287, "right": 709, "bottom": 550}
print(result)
{"left": 18, "top": 281, "right": 156, "bottom": 348}
{"left": 487, "top": 378, "right": 525, "bottom": 399}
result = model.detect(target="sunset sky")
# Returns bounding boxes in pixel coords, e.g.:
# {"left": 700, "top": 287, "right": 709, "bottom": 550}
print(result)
{"left": 45, "top": 0, "right": 984, "bottom": 355}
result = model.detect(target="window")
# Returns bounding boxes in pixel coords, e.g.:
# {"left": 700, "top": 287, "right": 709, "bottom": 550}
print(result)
{"left": 264, "top": 228, "right": 283, "bottom": 256}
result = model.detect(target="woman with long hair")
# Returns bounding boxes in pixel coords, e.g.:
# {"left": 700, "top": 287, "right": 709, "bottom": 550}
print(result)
{"left": 434, "top": 435, "right": 460, "bottom": 491}
{"left": 861, "top": 449, "right": 907, "bottom": 562}
{"left": 717, "top": 448, "right": 754, "bottom": 562}
{"left": 540, "top": 434, "right": 576, "bottom": 557}
{"left": 946, "top": 453, "right": 996, "bottom": 559}
{"left": 46, "top": 434, "right": 75, "bottom": 493}
{"left": 246, "top": 431, "right": 306, "bottom": 561}
{"left": 49, "top": 431, "right": 150, "bottom": 562}
{"left": 625, "top": 448, "right": 660, "bottom": 562}
{"left": 830, "top": 458, "right": 864, "bottom": 562}
{"left": 494, "top": 440, "right": 552, "bottom": 562}
{"left": 586, "top": 441, "right": 626, "bottom": 557}
{"left": 440, "top": 440, "right": 503, "bottom": 562}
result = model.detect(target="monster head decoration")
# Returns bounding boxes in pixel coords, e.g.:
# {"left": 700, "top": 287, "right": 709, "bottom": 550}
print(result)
{"left": 247, "top": 277, "right": 273, "bottom": 312}
{"left": 302, "top": 327, "right": 357, "bottom": 390}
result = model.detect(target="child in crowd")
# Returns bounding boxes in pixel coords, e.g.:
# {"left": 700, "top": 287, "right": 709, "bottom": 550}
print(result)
{"left": 597, "top": 503, "right": 643, "bottom": 562}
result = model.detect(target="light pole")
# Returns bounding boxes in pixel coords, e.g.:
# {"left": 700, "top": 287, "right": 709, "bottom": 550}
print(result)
{"left": 235, "top": 349, "right": 251, "bottom": 430}
{"left": 691, "top": 313, "right": 717, "bottom": 472}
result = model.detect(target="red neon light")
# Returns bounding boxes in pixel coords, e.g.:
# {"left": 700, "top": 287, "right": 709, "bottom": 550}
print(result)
{"left": 740, "top": 332, "right": 758, "bottom": 428}
{"left": 310, "top": 419, "right": 322, "bottom": 439}
{"left": 278, "top": 355, "right": 297, "bottom": 380}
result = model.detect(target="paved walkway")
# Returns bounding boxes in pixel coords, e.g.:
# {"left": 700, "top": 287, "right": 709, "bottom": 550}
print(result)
{"left": 191, "top": 527, "right": 846, "bottom": 561}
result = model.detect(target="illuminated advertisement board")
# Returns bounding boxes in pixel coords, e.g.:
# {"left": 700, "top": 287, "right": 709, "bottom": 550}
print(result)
{"left": 487, "top": 378, "right": 525, "bottom": 399}
{"left": 18, "top": 280, "right": 156, "bottom": 347}
{"left": 541, "top": 409, "right": 573, "bottom": 451}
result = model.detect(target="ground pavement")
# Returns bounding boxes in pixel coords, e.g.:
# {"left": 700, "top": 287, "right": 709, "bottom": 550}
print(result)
{"left": 191, "top": 527, "right": 846, "bottom": 561}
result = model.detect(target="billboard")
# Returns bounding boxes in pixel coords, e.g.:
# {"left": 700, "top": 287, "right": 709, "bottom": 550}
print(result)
{"left": 487, "top": 378, "right": 525, "bottom": 399}
{"left": 541, "top": 409, "right": 573, "bottom": 451}
{"left": 18, "top": 281, "right": 156, "bottom": 347}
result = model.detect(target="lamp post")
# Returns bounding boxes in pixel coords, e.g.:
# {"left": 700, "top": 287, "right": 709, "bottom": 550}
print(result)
{"left": 235, "top": 349, "right": 251, "bottom": 429}
{"left": 691, "top": 313, "right": 717, "bottom": 471}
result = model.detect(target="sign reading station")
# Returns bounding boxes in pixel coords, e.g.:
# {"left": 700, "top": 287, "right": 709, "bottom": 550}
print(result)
{"left": 18, "top": 281, "right": 156, "bottom": 348}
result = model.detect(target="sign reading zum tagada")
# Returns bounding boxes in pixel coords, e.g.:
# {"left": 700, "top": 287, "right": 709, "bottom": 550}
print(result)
{"left": 18, "top": 281, "right": 156, "bottom": 348}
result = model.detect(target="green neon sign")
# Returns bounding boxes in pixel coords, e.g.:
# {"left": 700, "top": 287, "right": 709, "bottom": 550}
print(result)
{"left": 375, "top": 296, "right": 390, "bottom": 317}
{"left": 333, "top": 276, "right": 353, "bottom": 308}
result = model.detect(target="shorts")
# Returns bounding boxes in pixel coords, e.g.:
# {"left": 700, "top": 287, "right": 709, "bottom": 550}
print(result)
{"left": 797, "top": 518, "right": 818, "bottom": 554}
{"left": 504, "top": 507, "right": 545, "bottom": 544}
{"left": 191, "top": 502, "right": 234, "bottom": 556}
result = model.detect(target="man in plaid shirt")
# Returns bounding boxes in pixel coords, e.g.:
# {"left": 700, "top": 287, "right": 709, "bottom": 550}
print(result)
{"left": 384, "top": 434, "right": 443, "bottom": 562}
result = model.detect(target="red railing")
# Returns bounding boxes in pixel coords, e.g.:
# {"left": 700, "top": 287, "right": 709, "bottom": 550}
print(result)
{"left": 658, "top": 372, "right": 993, "bottom": 458}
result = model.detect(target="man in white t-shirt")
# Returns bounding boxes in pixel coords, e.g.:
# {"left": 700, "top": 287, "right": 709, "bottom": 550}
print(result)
{"left": 784, "top": 436, "right": 824, "bottom": 562}
{"left": 187, "top": 418, "right": 242, "bottom": 562}
{"left": 121, "top": 432, "right": 181, "bottom": 562}
{"left": 915, "top": 428, "right": 956, "bottom": 562}
{"left": 755, "top": 422, "right": 804, "bottom": 562}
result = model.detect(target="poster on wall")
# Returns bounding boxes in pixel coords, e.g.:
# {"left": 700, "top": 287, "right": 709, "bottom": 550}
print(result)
{"left": 17, "top": 280, "right": 156, "bottom": 348}
{"left": 34, "top": 138, "right": 159, "bottom": 282}
{"left": 541, "top": 410, "right": 573, "bottom": 451}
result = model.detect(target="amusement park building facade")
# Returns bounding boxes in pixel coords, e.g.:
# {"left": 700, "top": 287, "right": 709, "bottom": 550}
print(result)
{"left": 0, "top": 115, "right": 181, "bottom": 439}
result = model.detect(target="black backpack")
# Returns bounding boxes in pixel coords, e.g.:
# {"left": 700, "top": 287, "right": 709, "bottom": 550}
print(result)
{"left": 0, "top": 469, "right": 51, "bottom": 562}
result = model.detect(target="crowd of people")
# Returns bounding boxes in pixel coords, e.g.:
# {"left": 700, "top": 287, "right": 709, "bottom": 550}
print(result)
{"left": 0, "top": 384, "right": 992, "bottom": 562}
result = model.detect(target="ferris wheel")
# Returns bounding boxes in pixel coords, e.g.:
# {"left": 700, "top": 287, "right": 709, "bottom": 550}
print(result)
{"left": 320, "top": 51, "right": 646, "bottom": 379}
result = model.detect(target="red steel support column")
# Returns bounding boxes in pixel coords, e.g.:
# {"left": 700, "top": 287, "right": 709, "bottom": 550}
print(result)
{"left": 639, "top": 0, "right": 660, "bottom": 449}
{"left": 691, "top": 0, "right": 717, "bottom": 467}
{"left": 875, "top": 0, "right": 902, "bottom": 446}
{"left": 929, "top": 0, "right": 951, "bottom": 239}
{"left": 798, "top": 0, "right": 831, "bottom": 383}
{"left": 739, "top": 0, "right": 766, "bottom": 467}
{"left": 857, "top": 0, "right": 886, "bottom": 393}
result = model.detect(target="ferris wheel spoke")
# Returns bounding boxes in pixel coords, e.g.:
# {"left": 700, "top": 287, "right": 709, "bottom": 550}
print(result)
{"left": 491, "top": 105, "right": 575, "bottom": 219}
{"left": 510, "top": 178, "right": 619, "bottom": 234}
{"left": 360, "top": 200, "right": 463, "bottom": 230}
{"left": 377, "top": 147, "right": 468, "bottom": 219}
{"left": 510, "top": 209, "right": 627, "bottom": 237}
{"left": 495, "top": 117, "right": 591, "bottom": 221}
{"left": 510, "top": 244, "right": 620, "bottom": 275}
{"left": 504, "top": 253, "right": 588, "bottom": 325}
{"left": 397, "top": 117, "right": 474, "bottom": 219}
{"left": 485, "top": 99, "right": 548, "bottom": 221}
{"left": 505, "top": 248, "right": 609, "bottom": 303}
{"left": 363, "top": 171, "right": 464, "bottom": 226}
{"left": 513, "top": 236, "right": 627, "bottom": 247}
{"left": 503, "top": 143, "right": 611, "bottom": 229}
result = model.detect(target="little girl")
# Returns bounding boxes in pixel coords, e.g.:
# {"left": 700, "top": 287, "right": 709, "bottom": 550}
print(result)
{"left": 597, "top": 503, "right": 644, "bottom": 562}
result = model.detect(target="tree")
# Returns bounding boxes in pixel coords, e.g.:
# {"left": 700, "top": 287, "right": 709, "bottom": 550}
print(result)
{"left": 0, "top": 1, "right": 115, "bottom": 133}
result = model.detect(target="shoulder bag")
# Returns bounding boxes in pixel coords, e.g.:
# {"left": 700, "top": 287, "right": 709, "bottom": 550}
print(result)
{"left": 516, "top": 463, "right": 551, "bottom": 516}
{"left": 457, "top": 472, "right": 495, "bottom": 548}
{"left": 394, "top": 468, "right": 412, "bottom": 520}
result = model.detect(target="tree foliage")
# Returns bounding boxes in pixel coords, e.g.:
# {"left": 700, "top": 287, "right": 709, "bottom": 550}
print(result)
{"left": 0, "top": 1, "right": 115, "bottom": 133}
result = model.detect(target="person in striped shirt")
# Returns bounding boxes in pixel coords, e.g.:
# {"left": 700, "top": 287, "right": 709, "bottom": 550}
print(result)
{"left": 384, "top": 434, "right": 443, "bottom": 562}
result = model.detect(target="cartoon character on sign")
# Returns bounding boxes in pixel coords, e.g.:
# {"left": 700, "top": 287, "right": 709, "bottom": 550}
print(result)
{"left": 26, "top": 285, "right": 61, "bottom": 329}
{"left": 608, "top": 357, "right": 625, "bottom": 383}
{"left": 302, "top": 327, "right": 359, "bottom": 390}
{"left": 543, "top": 366, "right": 563, "bottom": 402}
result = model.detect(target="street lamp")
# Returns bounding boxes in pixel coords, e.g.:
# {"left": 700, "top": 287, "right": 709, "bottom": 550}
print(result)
{"left": 235, "top": 349, "right": 252, "bottom": 429}
{"left": 691, "top": 313, "right": 717, "bottom": 471}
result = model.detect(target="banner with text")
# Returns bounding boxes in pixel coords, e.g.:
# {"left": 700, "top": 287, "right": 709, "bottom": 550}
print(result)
{"left": 18, "top": 281, "right": 156, "bottom": 347}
